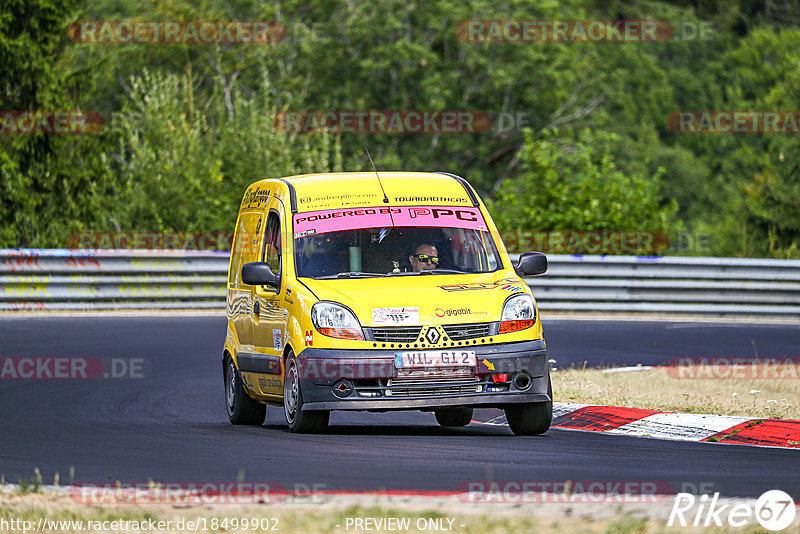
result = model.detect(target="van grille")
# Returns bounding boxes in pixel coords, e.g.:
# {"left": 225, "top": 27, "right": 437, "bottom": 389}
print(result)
{"left": 386, "top": 376, "right": 481, "bottom": 397}
{"left": 442, "top": 322, "right": 492, "bottom": 340}
{"left": 370, "top": 326, "right": 422, "bottom": 343}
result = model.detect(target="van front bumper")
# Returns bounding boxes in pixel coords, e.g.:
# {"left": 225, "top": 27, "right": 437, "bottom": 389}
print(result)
{"left": 296, "top": 339, "right": 549, "bottom": 411}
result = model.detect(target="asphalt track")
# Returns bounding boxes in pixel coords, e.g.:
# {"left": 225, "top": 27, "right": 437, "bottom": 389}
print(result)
{"left": 0, "top": 316, "right": 798, "bottom": 499}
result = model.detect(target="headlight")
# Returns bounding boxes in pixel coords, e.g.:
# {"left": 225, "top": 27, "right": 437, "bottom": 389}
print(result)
{"left": 311, "top": 302, "right": 364, "bottom": 340}
{"left": 499, "top": 293, "right": 535, "bottom": 334}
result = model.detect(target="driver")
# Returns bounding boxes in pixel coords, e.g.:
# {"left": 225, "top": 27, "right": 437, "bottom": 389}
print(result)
{"left": 409, "top": 243, "right": 438, "bottom": 272}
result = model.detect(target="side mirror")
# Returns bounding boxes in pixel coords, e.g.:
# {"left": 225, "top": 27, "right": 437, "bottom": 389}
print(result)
{"left": 241, "top": 262, "right": 279, "bottom": 288}
{"left": 515, "top": 252, "right": 547, "bottom": 276}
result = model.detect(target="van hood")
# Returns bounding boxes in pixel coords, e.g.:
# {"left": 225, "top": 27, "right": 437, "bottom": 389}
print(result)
{"left": 300, "top": 271, "right": 527, "bottom": 326}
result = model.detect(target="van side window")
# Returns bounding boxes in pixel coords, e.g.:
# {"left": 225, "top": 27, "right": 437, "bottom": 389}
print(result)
{"left": 263, "top": 211, "right": 281, "bottom": 277}
{"left": 228, "top": 211, "right": 264, "bottom": 285}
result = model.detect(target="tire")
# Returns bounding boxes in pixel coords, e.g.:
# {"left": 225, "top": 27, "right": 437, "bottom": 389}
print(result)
{"left": 504, "top": 376, "right": 552, "bottom": 436}
{"left": 224, "top": 356, "right": 266, "bottom": 425}
{"left": 283, "top": 352, "right": 329, "bottom": 433}
{"left": 434, "top": 407, "right": 474, "bottom": 427}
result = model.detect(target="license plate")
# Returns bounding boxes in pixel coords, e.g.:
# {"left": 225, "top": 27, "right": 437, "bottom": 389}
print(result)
{"left": 394, "top": 350, "right": 476, "bottom": 369}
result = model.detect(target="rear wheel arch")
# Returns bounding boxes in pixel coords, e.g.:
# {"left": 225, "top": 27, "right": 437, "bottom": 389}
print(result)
{"left": 222, "top": 349, "right": 234, "bottom": 376}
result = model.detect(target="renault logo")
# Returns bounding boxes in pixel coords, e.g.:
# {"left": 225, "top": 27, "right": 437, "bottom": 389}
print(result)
{"left": 425, "top": 327, "right": 440, "bottom": 344}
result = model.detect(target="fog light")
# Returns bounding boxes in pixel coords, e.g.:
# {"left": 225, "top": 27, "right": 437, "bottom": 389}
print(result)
{"left": 332, "top": 379, "right": 354, "bottom": 398}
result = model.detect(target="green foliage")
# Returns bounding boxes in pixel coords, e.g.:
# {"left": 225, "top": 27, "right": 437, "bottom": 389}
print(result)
{"left": 0, "top": 0, "right": 798, "bottom": 257}
{"left": 703, "top": 27, "right": 800, "bottom": 257}
{"left": 0, "top": 0, "right": 113, "bottom": 247}
{"left": 489, "top": 129, "right": 677, "bottom": 234}
{"left": 109, "top": 66, "right": 341, "bottom": 234}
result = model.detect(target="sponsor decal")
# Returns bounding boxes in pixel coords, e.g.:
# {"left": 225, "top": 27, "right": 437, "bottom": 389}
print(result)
{"left": 439, "top": 277, "right": 523, "bottom": 292}
{"left": 434, "top": 307, "right": 488, "bottom": 317}
{"left": 293, "top": 229, "right": 316, "bottom": 239}
{"left": 272, "top": 329, "right": 282, "bottom": 351}
{"left": 393, "top": 196, "right": 469, "bottom": 203}
{"left": 292, "top": 205, "right": 488, "bottom": 237}
{"left": 298, "top": 192, "right": 379, "bottom": 209}
{"left": 304, "top": 330, "right": 313, "bottom": 347}
{"left": 258, "top": 376, "right": 282, "bottom": 392}
{"left": 498, "top": 283, "right": 522, "bottom": 292}
{"left": 240, "top": 186, "right": 270, "bottom": 208}
{"left": 372, "top": 306, "right": 420, "bottom": 326}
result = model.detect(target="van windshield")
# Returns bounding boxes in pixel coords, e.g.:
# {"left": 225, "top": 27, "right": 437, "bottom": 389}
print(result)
{"left": 293, "top": 206, "right": 502, "bottom": 279}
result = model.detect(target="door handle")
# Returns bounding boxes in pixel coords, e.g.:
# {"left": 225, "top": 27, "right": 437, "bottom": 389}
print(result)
{"left": 254, "top": 301, "right": 260, "bottom": 315}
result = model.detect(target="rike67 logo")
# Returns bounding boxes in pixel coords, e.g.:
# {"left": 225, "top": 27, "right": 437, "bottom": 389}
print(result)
{"left": 669, "top": 490, "right": 796, "bottom": 531}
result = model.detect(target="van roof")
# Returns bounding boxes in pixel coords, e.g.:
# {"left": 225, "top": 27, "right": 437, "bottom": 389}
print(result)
{"left": 280, "top": 172, "right": 479, "bottom": 213}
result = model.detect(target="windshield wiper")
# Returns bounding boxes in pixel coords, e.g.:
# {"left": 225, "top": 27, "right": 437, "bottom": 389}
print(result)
{"left": 387, "top": 269, "right": 467, "bottom": 276}
{"left": 317, "top": 271, "right": 388, "bottom": 279}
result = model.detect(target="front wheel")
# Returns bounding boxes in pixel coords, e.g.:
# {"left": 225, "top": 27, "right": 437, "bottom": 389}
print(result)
{"left": 434, "top": 407, "right": 473, "bottom": 427}
{"left": 224, "top": 356, "right": 266, "bottom": 425}
{"left": 283, "top": 352, "right": 329, "bottom": 433}
{"left": 504, "top": 377, "right": 552, "bottom": 436}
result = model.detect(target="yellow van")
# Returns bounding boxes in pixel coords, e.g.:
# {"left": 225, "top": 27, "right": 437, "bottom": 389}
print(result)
{"left": 223, "top": 172, "right": 550, "bottom": 435}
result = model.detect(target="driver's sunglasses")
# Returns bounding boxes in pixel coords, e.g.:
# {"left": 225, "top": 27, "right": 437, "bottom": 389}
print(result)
{"left": 414, "top": 254, "right": 439, "bottom": 264}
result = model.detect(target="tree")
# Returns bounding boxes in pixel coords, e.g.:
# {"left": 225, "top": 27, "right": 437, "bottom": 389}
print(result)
{"left": 0, "top": 0, "right": 112, "bottom": 247}
{"left": 489, "top": 129, "right": 678, "bottom": 252}
{"left": 109, "top": 65, "right": 341, "bottom": 235}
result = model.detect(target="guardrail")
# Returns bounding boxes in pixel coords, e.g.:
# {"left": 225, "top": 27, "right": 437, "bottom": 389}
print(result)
{"left": 2, "top": 249, "right": 800, "bottom": 316}
{"left": 516, "top": 254, "right": 800, "bottom": 316}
